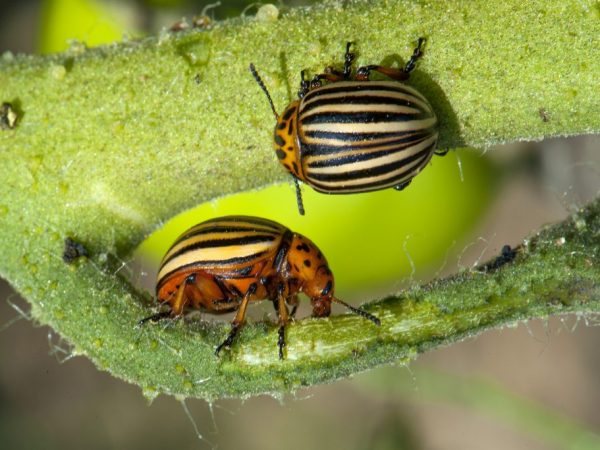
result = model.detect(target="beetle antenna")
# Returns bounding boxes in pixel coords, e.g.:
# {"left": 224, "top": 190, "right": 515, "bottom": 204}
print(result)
{"left": 293, "top": 176, "right": 305, "bottom": 215}
{"left": 332, "top": 297, "right": 381, "bottom": 326}
{"left": 249, "top": 63, "right": 279, "bottom": 119}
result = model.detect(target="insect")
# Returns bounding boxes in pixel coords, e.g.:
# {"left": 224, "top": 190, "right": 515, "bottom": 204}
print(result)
{"left": 1, "top": 102, "right": 18, "bottom": 130}
{"left": 250, "top": 38, "right": 442, "bottom": 215}
{"left": 62, "top": 237, "right": 89, "bottom": 264}
{"left": 141, "top": 216, "right": 380, "bottom": 359}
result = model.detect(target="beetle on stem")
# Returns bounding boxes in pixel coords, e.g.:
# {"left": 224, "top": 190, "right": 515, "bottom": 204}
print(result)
{"left": 140, "top": 216, "right": 380, "bottom": 359}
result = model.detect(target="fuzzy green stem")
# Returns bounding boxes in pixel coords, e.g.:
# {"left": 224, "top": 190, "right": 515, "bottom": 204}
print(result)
{"left": 0, "top": 0, "right": 599, "bottom": 400}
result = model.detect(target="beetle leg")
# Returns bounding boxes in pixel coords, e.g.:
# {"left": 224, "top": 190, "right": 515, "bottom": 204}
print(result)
{"left": 323, "top": 42, "right": 355, "bottom": 80}
{"left": 215, "top": 283, "right": 257, "bottom": 356}
{"left": 393, "top": 179, "right": 412, "bottom": 191}
{"left": 170, "top": 274, "right": 195, "bottom": 316}
{"left": 343, "top": 41, "right": 355, "bottom": 79}
{"left": 292, "top": 176, "right": 305, "bottom": 215}
{"left": 356, "top": 38, "right": 425, "bottom": 81}
{"left": 434, "top": 148, "right": 450, "bottom": 156}
{"left": 137, "top": 310, "right": 172, "bottom": 326}
{"left": 298, "top": 70, "right": 310, "bottom": 98}
{"left": 138, "top": 275, "right": 196, "bottom": 326}
{"left": 275, "top": 285, "right": 290, "bottom": 360}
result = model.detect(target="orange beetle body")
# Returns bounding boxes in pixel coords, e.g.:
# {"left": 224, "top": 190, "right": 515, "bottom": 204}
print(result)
{"left": 147, "top": 216, "right": 379, "bottom": 359}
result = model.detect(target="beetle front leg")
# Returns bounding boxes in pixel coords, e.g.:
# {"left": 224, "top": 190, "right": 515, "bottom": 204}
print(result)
{"left": 323, "top": 42, "right": 356, "bottom": 79}
{"left": 215, "top": 283, "right": 257, "bottom": 356}
{"left": 356, "top": 38, "right": 425, "bottom": 81}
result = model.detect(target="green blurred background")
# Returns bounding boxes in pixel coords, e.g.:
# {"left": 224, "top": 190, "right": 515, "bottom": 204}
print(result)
{"left": 1, "top": 1, "right": 599, "bottom": 449}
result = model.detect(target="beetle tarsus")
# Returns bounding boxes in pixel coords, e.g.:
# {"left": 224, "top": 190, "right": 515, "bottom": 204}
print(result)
{"left": 404, "top": 37, "right": 425, "bottom": 74}
{"left": 215, "top": 324, "right": 240, "bottom": 356}
{"left": 137, "top": 310, "right": 172, "bottom": 327}
{"left": 293, "top": 177, "right": 305, "bottom": 215}
{"left": 278, "top": 325, "right": 286, "bottom": 360}
{"left": 394, "top": 179, "right": 412, "bottom": 191}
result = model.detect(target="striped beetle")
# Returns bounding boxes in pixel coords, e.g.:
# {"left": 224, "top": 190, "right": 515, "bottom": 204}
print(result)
{"left": 141, "top": 216, "right": 380, "bottom": 359}
{"left": 250, "top": 38, "right": 442, "bottom": 215}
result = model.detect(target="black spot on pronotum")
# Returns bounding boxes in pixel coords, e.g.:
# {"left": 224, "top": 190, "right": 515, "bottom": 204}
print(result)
{"left": 274, "top": 134, "right": 285, "bottom": 146}
{"left": 275, "top": 149, "right": 286, "bottom": 160}
{"left": 62, "top": 237, "right": 89, "bottom": 263}
{"left": 1, "top": 102, "right": 18, "bottom": 130}
{"left": 481, "top": 244, "right": 518, "bottom": 272}
{"left": 296, "top": 242, "right": 310, "bottom": 252}
{"left": 303, "top": 259, "right": 311, "bottom": 267}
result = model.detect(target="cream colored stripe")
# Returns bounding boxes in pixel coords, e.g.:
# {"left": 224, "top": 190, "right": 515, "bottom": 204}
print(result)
{"left": 163, "top": 230, "right": 277, "bottom": 262}
{"left": 302, "top": 117, "right": 437, "bottom": 134}
{"left": 158, "top": 239, "right": 277, "bottom": 281}
{"left": 300, "top": 102, "right": 423, "bottom": 121}
{"left": 302, "top": 91, "right": 431, "bottom": 116}
{"left": 306, "top": 135, "right": 437, "bottom": 174}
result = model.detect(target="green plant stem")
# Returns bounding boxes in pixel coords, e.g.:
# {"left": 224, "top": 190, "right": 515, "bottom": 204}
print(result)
{"left": 0, "top": 0, "right": 599, "bottom": 400}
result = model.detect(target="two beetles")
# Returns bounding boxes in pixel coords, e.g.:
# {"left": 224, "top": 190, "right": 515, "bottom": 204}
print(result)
{"left": 144, "top": 39, "right": 440, "bottom": 359}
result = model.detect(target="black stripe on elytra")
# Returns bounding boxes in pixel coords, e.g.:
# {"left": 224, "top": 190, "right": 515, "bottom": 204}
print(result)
{"left": 301, "top": 95, "right": 427, "bottom": 115}
{"left": 306, "top": 137, "right": 432, "bottom": 168}
{"left": 309, "top": 145, "right": 436, "bottom": 191}
{"left": 179, "top": 225, "right": 279, "bottom": 241}
{"left": 302, "top": 127, "right": 436, "bottom": 157}
{"left": 303, "top": 129, "right": 411, "bottom": 142}
{"left": 157, "top": 251, "right": 269, "bottom": 288}
{"left": 301, "top": 110, "right": 431, "bottom": 125}
{"left": 303, "top": 83, "right": 422, "bottom": 102}
{"left": 201, "top": 216, "right": 284, "bottom": 229}
{"left": 308, "top": 146, "right": 432, "bottom": 182}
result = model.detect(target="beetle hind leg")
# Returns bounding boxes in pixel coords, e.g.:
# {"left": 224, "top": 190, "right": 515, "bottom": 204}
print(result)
{"left": 138, "top": 274, "right": 196, "bottom": 326}
{"left": 215, "top": 283, "right": 257, "bottom": 356}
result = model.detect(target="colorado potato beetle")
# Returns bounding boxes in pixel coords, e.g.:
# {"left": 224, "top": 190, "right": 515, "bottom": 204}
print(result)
{"left": 251, "top": 38, "right": 442, "bottom": 215}
{"left": 141, "top": 216, "right": 380, "bottom": 359}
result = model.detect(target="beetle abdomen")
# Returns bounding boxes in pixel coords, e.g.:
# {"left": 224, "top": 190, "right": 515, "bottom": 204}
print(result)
{"left": 156, "top": 216, "right": 286, "bottom": 295}
{"left": 297, "top": 81, "right": 438, "bottom": 193}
